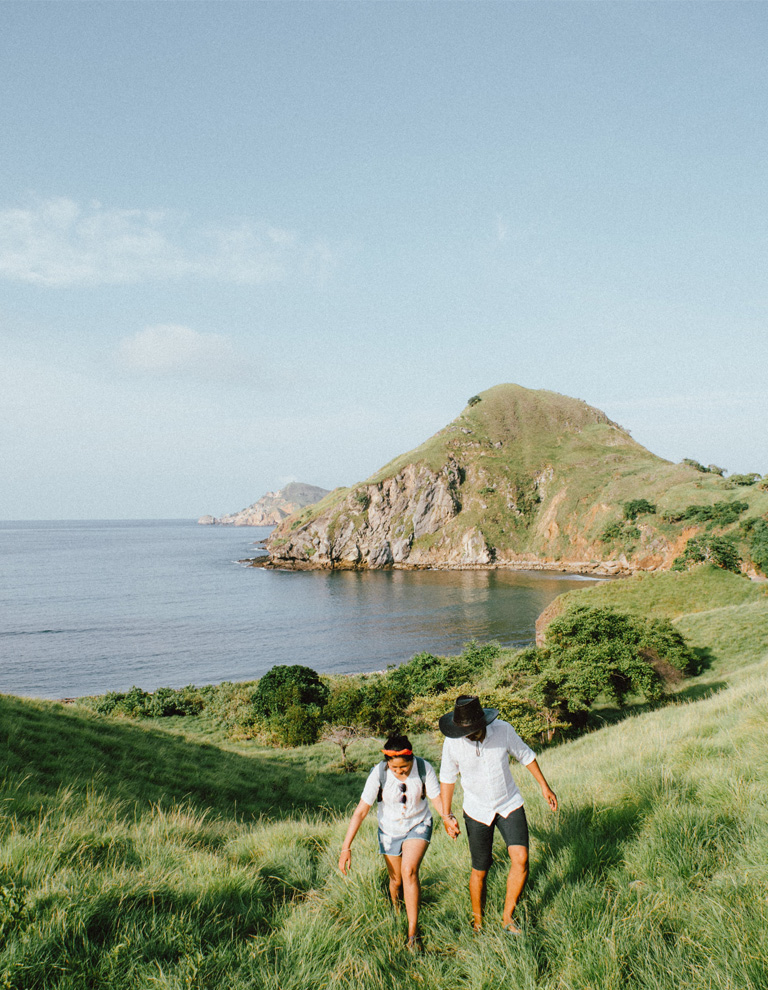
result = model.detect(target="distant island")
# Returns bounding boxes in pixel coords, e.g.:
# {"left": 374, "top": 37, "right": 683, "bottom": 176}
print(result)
{"left": 254, "top": 384, "right": 767, "bottom": 577}
{"left": 198, "top": 482, "right": 331, "bottom": 527}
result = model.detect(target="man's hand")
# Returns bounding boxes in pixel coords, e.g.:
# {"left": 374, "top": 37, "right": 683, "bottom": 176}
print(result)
{"left": 442, "top": 814, "right": 460, "bottom": 838}
{"left": 338, "top": 848, "right": 352, "bottom": 874}
{"left": 541, "top": 785, "right": 558, "bottom": 812}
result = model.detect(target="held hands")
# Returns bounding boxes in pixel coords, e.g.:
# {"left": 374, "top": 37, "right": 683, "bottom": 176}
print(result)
{"left": 338, "top": 847, "right": 352, "bottom": 875}
{"left": 442, "top": 814, "right": 460, "bottom": 839}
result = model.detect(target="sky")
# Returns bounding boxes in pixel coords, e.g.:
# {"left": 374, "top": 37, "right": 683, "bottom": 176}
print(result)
{"left": 1, "top": 1, "right": 766, "bottom": 520}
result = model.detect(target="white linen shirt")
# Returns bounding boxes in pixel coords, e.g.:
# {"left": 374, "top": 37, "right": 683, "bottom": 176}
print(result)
{"left": 439, "top": 719, "right": 536, "bottom": 825}
{"left": 360, "top": 759, "right": 440, "bottom": 838}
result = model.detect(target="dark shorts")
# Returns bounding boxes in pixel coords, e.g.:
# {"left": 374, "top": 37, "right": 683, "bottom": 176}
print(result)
{"left": 463, "top": 806, "right": 529, "bottom": 872}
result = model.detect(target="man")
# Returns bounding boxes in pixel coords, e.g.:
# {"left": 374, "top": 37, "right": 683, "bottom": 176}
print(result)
{"left": 438, "top": 694, "right": 558, "bottom": 932}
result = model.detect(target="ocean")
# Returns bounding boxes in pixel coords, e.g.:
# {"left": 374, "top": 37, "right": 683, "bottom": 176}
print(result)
{"left": 0, "top": 519, "right": 601, "bottom": 699}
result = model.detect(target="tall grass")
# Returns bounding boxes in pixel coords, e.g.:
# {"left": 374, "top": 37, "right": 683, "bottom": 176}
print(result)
{"left": 3, "top": 654, "right": 768, "bottom": 988}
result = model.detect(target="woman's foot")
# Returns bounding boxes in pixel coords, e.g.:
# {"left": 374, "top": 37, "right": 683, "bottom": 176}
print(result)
{"left": 405, "top": 934, "right": 422, "bottom": 953}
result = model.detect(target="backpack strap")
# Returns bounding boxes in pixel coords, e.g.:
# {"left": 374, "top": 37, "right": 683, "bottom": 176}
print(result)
{"left": 377, "top": 757, "right": 428, "bottom": 801}
{"left": 415, "top": 756, "right": 427, "bottom": 799}
{"left": 376, "top": 760, "right": 388, "bottom": 802}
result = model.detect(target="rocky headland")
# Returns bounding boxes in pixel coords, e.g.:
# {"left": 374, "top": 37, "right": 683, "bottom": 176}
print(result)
{"left": 252, "top": 384, "right": 767, "bottom": 576}
{"left": 199, "top": 482, "right": 331, "bottom": 527}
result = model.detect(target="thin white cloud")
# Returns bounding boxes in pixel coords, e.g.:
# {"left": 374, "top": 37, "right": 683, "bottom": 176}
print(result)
{"left": 118, "top": 324, "right": 248, "bottom": 382}
{"left": 0, "top": 197, "right": 335, "bottom": 287}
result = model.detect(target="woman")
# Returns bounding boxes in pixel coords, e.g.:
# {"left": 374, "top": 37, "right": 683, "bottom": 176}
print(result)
{"left": 338, "top": 734, "right": 455, "bottom": 950}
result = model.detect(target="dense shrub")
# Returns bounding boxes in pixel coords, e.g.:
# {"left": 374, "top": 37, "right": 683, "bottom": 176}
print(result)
{"left": 92, "top": 685, "right": 204, "bottom": 719}
{"left": 601, "top": 521, "right": 640, "bottom": 545}
{"left": 664, "top": 500, "right": 748, "bottom": 526}
{"left": 268, "top": 703, "right": 325, "bottom": 747}
{"left": 251, "top": 665, "right": 329, "bottom": 719}
{"left": 354, "top": 676, "right": 411, "bottom": 734}
{"left": 324, "top": 677, "right": 366, "bottom": 726}
{"left": 741, "top": 518, "right": 768, "bottom": 576}
{"left": 623, "top": 499, "right": 656, "bottom": 520}
{"left": 388, "top": 641, "right": 501, "bottom": 697}
{"left": 673, "top": 536, "right": 741, "bottom": 573}
{"left": 250, "top": 665, "right": 330, "bottom": 746}
{"left": 728, "top": 473, "right": 760, "bottom": 487}
{"left": 529, "top": 606, "right": 697, "bottom": 732}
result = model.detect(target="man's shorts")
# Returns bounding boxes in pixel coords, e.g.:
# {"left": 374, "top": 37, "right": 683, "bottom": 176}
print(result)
{"left": 378, "top": 818, "right": 433, "bottom": 857}
{"left": 463, "top": 806, "right": 529, "bottom": 872}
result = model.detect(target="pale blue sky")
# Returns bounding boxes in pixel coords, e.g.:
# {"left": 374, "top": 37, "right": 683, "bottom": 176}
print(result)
{"left": 1, "top": 1, "right": 766, "bottom": 518}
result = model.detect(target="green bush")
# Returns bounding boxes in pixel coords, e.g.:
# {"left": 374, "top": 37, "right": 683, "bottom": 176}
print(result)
{"left": 354, "top": 676, "right": 411, "bottom": 734}
{"left": 673, "top": 536, "right": 742, "bottom": 573}
{"left": 623, "top": 499, "right": 656, "bottom": 520}
{"left": 323, "top": 677, "right": 366, "bottom": 726}
{"left": 741, "top": 518, "right": 768, "bottom": 576}
{"left": 91, "top": 684, "right": 205, "bottom": 719}
{"left": 728, "top": 473, "right": 760, "bottom": 487}
{"left": 530, "top": 605, "right": 697, "bottom": 732}
{"left": 601, "top": 520, "right": 640, "bottom": 546}
{"left": 664, "top": 500, "right": 748, "bottom": 526}
{"left": 268, "top": 703, "right": 325, "bottom": 747}
{"left": 250, "top": 665, "right": 330, "bottom": 745}
{"left": 388, "top": 640, "right": 501, "bottom": 697}
{"left": 251, "top": 665, "right": 329, "bottom": 719}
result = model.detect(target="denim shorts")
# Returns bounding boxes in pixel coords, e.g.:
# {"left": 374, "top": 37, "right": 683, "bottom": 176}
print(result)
{"left": 378, "top": 818, "right": 434, "bottom": 857}
{"left": 463, "top": 806, "right": 529, "bottom": 872}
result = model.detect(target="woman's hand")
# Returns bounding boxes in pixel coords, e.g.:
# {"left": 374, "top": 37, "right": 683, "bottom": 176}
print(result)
{"left": 442, "top": 814, "right": 460, "bottom": 839}
{"left": 339, "top": 847, "right": 352, "bottom": 875}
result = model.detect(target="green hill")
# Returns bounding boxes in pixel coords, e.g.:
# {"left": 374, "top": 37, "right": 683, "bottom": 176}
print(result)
{"left": 263, "top": 384, "right": 768, "bottom": 575}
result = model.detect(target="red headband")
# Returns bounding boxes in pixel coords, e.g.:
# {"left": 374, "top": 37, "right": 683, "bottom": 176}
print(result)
{"left": 382, "top": 748, "right": 413, "bottom": 757}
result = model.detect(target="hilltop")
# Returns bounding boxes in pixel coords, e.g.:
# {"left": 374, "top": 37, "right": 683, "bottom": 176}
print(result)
{"left": 262, "top": 384, "right": 767, "bottom": 575}
{"left": 199, "top": 482, "right": 331, "bottom": 527}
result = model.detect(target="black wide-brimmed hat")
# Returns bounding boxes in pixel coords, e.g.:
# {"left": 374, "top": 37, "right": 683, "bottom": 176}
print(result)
{"left": 439, "top": 695, "right": 499, "bottom": 738}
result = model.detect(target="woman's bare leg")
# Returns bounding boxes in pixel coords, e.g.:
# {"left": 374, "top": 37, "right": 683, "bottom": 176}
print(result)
{"left": 383, "top": 853, "right": 403, "bottom": 912}
{"left": 400, "top": 838, "right": 429, "bottom": 938}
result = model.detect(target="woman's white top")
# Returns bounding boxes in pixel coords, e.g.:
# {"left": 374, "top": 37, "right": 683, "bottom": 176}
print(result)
{"left": 439, "top": 719, "right": 536, "bottom": 825}
{"left": 360, "top": 758, "right": 440, "bottom": 838}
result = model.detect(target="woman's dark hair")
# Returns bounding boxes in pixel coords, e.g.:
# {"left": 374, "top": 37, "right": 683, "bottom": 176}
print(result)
{"left": 383, "top": 734, "right": 413, "bottom": 757}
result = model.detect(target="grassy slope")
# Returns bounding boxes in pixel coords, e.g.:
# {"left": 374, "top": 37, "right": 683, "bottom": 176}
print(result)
{"left": 3, "top": 565, "right": 768, "bottom": 989}
{"left": 548, "top": 565, "right": 768, "bottom": 678}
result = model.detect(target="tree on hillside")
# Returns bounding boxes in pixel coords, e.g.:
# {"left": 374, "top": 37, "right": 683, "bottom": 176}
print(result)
{"left": 507, "top": 606, "right": 697, "bottom": 734}
{"left": 672, "top": 536, "right": 741, "bottom": 573}
{"left": 252, "top": 665, "right": 330, "bottom": 746}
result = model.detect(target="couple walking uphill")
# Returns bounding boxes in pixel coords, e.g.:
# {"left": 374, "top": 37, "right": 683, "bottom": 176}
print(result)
{"left": 339, "top": 694, "right": 558, "bottom": 949}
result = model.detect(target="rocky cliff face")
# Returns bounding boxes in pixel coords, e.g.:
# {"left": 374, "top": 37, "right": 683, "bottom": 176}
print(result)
{"left": 259, "top": 384, "right": 764, "bottom": 575}
{"left": 199, "top": 482, "right": 331, "bottom": 527}
{"left": 268, "top": 461, "right": 469, "bottom": 567}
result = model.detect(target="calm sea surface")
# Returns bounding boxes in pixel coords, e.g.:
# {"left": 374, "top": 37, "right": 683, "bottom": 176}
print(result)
{"left": 0, "top": 520, "right": 601, "bottom": 699}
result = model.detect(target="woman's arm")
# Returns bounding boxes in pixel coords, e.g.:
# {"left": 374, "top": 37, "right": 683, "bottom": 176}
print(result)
{"left": 338, "top": 799, "right": 372, "bottom": 874}
{"left": 429, "top": 792, "right": 459, "bottom": 838}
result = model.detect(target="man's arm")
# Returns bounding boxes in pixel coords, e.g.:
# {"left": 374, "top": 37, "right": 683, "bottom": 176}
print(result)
{"left": 439, "top": 782, "right": 460, "bottom": 837}
{"left": 525, "top": 758, "right": 558, "bottom": 812}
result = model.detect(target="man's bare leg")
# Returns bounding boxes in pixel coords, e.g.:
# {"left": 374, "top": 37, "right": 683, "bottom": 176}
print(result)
{"left": 469, "top": 868, "right": 488, "bottom": 929}
{"left": 502, "top": 844, "right": 529, "bottom": 931}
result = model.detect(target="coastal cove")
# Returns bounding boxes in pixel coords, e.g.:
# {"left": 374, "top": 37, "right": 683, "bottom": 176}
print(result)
{"left": 0, "top": 520, "right": 601, "bottom": 700}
